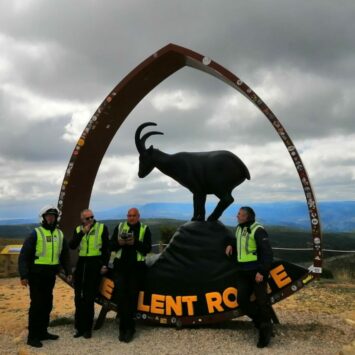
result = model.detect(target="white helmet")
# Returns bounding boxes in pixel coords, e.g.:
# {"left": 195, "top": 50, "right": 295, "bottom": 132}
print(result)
{"left": 39, "top": 205, "right": 59, "bottom": 223}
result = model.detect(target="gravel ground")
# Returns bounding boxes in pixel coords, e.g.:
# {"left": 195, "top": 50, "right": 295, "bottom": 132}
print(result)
{"left": 1, "top": 278, "right": 354, "bottom": 355}
{"left": 2, "top": 310, "right": 354, "bottom": 355}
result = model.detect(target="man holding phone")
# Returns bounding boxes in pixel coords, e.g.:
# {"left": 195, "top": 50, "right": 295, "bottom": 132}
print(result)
{"left": 110, "top": 208, "right": 152, "bottom": 343}
{"left": 69, "top": 209, "right": 110, "bottom": 339}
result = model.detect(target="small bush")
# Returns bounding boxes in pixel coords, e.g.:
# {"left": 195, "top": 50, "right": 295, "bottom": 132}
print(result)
{"left": 320, "top": 268, "right": 333, "bottom": 279}
{"left": 49, "top": 317, "right": 73, "bottom": 327}
{"left": 160, "top": 226, "right": 176, "bottom": 251}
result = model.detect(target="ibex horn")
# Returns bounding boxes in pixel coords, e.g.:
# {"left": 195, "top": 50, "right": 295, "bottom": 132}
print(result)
{"left": 135, "top": 122, "right": 163, "bottom": 153}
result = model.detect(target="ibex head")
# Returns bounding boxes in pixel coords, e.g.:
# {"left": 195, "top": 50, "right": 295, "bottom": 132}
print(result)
{"left": 135, "top": 122, "right": 163, "bottom": 178}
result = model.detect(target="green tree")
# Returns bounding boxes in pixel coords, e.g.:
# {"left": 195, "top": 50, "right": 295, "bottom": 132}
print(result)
{"left": 159, "top": 226, "right": 176, "bottom": 252}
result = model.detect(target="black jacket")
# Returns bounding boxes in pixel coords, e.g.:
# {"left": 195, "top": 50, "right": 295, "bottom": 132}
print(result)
{"left": 68, "top": 221, "right": 110, "bottom": 266}
{"left": 228, "top": 220, "right": 273, "bottom": 277}
{"left": 18, "top": 224, "right": 71, "bottom": 280}
{"left": 110, "top": 221, "right": 152, "bottom": 271}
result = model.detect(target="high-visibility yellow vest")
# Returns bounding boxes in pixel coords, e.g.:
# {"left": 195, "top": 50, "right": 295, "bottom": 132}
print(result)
{"left": 115, "top": 222, "right": 147, "bottom": 261}
{"left": 76, "top": 222, "right": 104, "bottom": 257}
{"left": 236, "top": 222, "right": 263, "bottom": 263}
{"left": 34, "top": 227, "right": 64, "bottom": 265}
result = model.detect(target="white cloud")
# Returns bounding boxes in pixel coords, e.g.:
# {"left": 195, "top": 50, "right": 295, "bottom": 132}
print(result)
{"left": 62, "top": 106, "right": 98, "bottom": 142}
{"left": 12, "top": 0, "right": 37, "bottom": 13}
{"left": 92, "top": 155, "right": 139, "bottom": 195}
{"left": 206, "top": 94, "right": 260, "bottom": 129}
{"left": 300, "top": 134, "right": 355, "bottom": 185}
{"left": 150, "top": 90, "right": 202, "bottom": 111}
{"left": 0, "top": 155, "right": 64, "bottom": 201}
{"left": 2, "top": 83, "right": 91, "bottom": 122}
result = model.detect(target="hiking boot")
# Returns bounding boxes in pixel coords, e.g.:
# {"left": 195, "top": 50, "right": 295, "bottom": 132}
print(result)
{"left": 40, "top": 332, "right": 59, "bottom": 340}
{"left": 83, "top": 331, "right": 92, "bottom": 339}
{"left": 257, "top": 323, "right": 273, "bottom": 348}
{"left": 27, "top": 338, "right": 43, "bottom": 348}
{"left": 124, "top": 328, "right": 135, "bottom": 343}
{"left": 118, "top": 331, "right": 126, "bottom": 342}
{"left": 73, "top": 331, "right": 84, "bottom": 338}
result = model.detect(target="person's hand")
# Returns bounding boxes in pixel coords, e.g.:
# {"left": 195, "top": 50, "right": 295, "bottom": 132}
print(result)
{"left": 82, "top": 223, "right": 92, "bottom": 234}
{"left": 126, "top": 237, "right": 134, "bottom": 246}
{"left": 225, "top": 245, "right": 233, "bottom": 256}
{"left": 21, "top": 279, "right": 28, "bottom": 287}
{"left": 118, "top": 237, "right": 126, "bottom": 246}
{"left": 255, "top": 272, "right": 264, "bottom": 283}
{"left": 100, "top": 266, "right": 108, "bottom": 275}
{"left": 66, "top": 275, "right": 73, "bottom": 283}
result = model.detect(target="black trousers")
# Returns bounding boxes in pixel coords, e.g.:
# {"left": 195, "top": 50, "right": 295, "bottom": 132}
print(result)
{"left": 114, "top": 267, "right": 145, "bottom": 333}
{"left": 74, "top": 258, "right": 102, "bottom": 332}
{"left": 28, "top": 272, "right": 56, "bottom": 340}
{"left": 236, "top": 270, "right": 273, "bottom": 325}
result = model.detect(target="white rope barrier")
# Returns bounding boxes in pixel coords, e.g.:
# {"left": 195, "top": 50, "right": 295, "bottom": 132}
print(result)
{"left": 153, "top": 244, "right": 355, "bottom": 253}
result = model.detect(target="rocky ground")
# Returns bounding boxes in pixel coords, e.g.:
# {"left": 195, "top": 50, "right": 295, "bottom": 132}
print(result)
{"left": 0, "top": 278, "right": 354, "bottom": 355}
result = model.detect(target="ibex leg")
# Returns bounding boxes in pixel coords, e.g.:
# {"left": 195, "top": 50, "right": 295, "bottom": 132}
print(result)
{"left": 192, "top": 193, "right": 206, "bottom": 221}
{"left": 207, "top": 193, "right": 234, "bottom": 221}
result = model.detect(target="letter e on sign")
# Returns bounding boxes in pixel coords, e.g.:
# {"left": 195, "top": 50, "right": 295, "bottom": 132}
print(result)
{"left": 270, "top": 264, "right": 292, "bottom": 288}
{"left": 100, "top": 277, "right": 114, "bottom": 299}
{"left": 151, "top": 294, "right": 165, "bottom": 315}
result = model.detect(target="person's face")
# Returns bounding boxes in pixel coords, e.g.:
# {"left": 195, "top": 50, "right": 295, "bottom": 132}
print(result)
{"left": 44, "top": 214, "right": 56, "bottom": 225}
{"left": 127, "top": 209, "right": 140, "bottom": 225}
{"left": 237, "top": 209, "right": 249, "bottom": 224}
{"left": 81, "top": 210, "right": 94, "bottom": 226}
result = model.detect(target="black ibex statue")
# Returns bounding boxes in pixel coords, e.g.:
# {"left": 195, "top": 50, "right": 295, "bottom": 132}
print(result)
{"left": 135, "top": 122, "right": 250, "bottom": 221}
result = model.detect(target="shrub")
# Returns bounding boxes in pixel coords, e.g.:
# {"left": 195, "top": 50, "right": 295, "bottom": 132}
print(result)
{"left": 49, "top": 317, "right": 73, "bottom": 327}
{"left": 159, "top": 226, "right": 176, "bottom": 252}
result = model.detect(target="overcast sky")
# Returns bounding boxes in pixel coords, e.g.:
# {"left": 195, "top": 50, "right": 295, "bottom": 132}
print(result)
{"left": 0, "top": 0, "right": 354, "bottom": 219}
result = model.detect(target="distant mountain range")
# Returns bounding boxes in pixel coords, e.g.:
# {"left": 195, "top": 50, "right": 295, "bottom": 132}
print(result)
{"left": 1, "top": 201, "right": 353, "bottom": 232}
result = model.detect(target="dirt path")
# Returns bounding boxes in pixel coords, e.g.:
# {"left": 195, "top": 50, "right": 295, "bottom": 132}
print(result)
{"left": 0, "top": 278, "right": 354, "bottom": 354}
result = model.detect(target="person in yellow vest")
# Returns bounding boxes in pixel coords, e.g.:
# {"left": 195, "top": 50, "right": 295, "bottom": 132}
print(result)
{"left": 225, "top": 206, "right": 274, "bottom": 348}
{"left": 110, "top": 207, "right": 152, "bottom": 343}
{"left": 18, "top": 205, "right": 72, "bottom": 348}
{"left": 69, "top": 209, "right": 110, "bottom": 339}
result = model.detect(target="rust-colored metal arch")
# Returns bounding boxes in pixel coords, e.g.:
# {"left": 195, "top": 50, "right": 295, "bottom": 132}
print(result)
{"left": 58, "top": 43, "right": 322, "bottom": 284}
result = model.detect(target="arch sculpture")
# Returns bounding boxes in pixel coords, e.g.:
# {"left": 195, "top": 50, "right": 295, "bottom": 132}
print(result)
{"left": 58, "top": 44, "right": 322, "bottom": 326}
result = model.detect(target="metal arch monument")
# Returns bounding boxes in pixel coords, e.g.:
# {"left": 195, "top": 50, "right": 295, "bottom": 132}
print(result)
{"left": 57, "top": 44, "right": 322, "bottom": 327}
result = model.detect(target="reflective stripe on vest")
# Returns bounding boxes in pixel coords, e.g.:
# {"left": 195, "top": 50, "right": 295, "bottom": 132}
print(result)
{"left": 77, "top": 222, "right": 104, "bottom": 257}
{"left": 34, "top": 227, "right": 63, "bottom": 265}
{"left": 236, "top": 222, "right": 263, "bottom": 263}
{"left": 115, "top": 222, "right": 147, "bottom": 261}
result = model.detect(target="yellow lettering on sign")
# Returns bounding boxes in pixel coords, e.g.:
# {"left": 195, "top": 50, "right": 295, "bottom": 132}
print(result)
{"left": 137, "top": 292, "right": 197, "bottom": 315}
{"left": 137, "top": 291, "right": 150, "bottom": 312}
{"left": 222, "top": 287, "right": 238, "bottom": 309}
{"left": 151, "top": 294, "right": 165, "bottom": 315}
{"left": 181, "top": 295, "right": 197, "bottom": 316}
{"left": 270, "top": 264, "right": 292, "bottom": 288}
{"left": 166, "top": 295, "right": 183, "bottom": 316}
{"left": 205, "top": 292, "right": 224, "bottom": 313}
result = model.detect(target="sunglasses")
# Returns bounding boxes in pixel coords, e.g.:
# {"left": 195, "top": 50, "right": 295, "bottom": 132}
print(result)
{"left": 127, "top": 215, "right": 137, "bottom": 217}
{"left": 84, "top": 216, "right": 94, "bottom": 221}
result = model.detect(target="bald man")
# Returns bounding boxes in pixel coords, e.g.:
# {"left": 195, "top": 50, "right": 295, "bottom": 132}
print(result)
{"left": 110, "top": 208, "right": 152, "bottom": 342}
